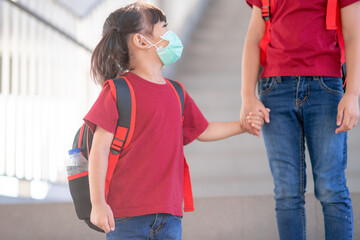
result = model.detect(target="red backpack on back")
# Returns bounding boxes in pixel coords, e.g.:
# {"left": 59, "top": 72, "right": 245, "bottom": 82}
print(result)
{"left": 68, "top": 77, "right": 194, "bottom": 232}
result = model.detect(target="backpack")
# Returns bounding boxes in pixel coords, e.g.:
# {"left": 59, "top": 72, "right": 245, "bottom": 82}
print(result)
{"left": 67, "top": 76, "right": 194, "bottom": 232}
{"left": 259, "top": 0, "right": 346, "bottom": 89}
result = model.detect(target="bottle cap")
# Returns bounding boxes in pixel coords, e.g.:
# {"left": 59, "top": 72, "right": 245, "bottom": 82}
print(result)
{"left": 68, "top": 148, "right": 81, "bottom": 155}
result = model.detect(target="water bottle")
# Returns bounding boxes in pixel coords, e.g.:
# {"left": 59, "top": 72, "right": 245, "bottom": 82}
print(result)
{"left": 67, "top": 148, "right": 88, "bottom": 176}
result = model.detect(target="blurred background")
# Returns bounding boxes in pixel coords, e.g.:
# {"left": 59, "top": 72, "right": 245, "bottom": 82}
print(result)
{"left": 0, "top": 0, "right": 359, "bottom": 239}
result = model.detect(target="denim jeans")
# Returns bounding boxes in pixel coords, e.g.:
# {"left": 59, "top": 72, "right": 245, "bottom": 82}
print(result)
{"left": 259, "top": 76, "right": 353, "bottom": 240}
{"left": 106, "top": 213, "right": 182, "bottom": 240}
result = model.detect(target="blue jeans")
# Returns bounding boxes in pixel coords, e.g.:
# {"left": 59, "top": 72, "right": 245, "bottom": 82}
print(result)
{"left": 259, "top": 76, "right": 353, "bottom": 240}
{"left": 106, "top": 214, "right": 182, "bottom": 240}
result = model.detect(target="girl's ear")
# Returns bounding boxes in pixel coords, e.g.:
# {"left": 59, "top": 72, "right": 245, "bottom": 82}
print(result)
{"left": 132, "top": 33, "right": 149, "bottom": 49}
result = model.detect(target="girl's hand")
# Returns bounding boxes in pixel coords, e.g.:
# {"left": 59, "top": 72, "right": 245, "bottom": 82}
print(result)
{"left": 90, "top": 202, "right": 115, "bottom": 233}
{"left": 247, "top": 111, "right": 266, "bottom": 133}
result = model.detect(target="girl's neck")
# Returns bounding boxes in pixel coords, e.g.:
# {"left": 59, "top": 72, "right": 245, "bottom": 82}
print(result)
{"left": 130, "top": 66, "right": 165, "bottom": 85}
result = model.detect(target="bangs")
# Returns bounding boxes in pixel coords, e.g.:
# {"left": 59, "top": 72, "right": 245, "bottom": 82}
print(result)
{"left": 139, "top": 2, "right": 167, "bottom": 34}
{"left": 121, "top": 2, "right": 167, "bottom": 35}
{"left": 145, "top": 5, "right": 167, "bottom": 24}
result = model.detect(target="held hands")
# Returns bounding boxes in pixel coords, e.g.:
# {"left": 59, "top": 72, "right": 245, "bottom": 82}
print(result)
{"left": 240, "top": 95, "right": 270, "bottom": 137}
{"left": 90, "top": 202, "right": 115, "bottom": 233}
{"left": 245, "top": 111, "right": 267, "bottom": 136}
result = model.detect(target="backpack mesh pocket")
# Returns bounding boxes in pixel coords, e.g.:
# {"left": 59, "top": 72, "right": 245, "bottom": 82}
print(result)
{"left": 68, "top": 172, "right": 104, "bottom": 232}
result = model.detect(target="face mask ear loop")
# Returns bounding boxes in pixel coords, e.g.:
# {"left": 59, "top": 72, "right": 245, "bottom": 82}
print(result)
{"left": 160, "top": 31, "right": 170, "bottom": 39}
{"left": 140, "top": 34, "right": 163, "bottom": 49}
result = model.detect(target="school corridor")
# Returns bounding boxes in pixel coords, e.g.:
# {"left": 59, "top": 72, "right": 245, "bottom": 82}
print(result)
{"left": 0, "top": 0, "right": 359, "bottom": 239}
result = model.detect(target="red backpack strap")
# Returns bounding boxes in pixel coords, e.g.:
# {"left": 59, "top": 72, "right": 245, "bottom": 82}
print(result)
{"left": 183, "top": 157, "right": 194, "bottom": 212}
{"left": 165, "top": 78, "right": 185, "bottom": 119}
{"left": 326, "top": 0, "right": 346, "bottom": 86}
{"left": 259, "top": 0, "right": 275, "bottom": 66}
{"left": 326, "top": 0, "right": 344, "bottom": 63}
{"left": 165, "top": 78, "right": 194, "bottom": 212}
{"left": 103, "top": 76, "right": 136, "bottom": 200}
{"left": 326, "top": 0, "right": 338, "bottom": 30}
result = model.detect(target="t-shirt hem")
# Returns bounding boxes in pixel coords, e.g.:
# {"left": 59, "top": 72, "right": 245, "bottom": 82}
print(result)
{"left": 339, "top": 0, "right": 360, "bottom": 8}
{"left": 183, "top": 121, "right": 209, "bottom": 146}
{"left": 112, "top": 206, "right": 183, "bottom": 218}
{"left": 260, "top": 70, "right": 342, "bottom": 78}
{"left": 246, "top": 0, "right": 261, "bottom": 8}
{"left": 83, "top": 117, "right": 116, "bottom": 134}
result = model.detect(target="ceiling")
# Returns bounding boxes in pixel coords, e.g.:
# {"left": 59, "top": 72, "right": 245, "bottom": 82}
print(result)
{"left": 55, "top": 0, "right": 102, "bottom": 18}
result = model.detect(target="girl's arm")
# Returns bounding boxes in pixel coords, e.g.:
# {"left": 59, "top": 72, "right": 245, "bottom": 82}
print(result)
{"left": 240, "top": 6, "right": 270, "bottom": 135}
{"left": 336, "top": 2, "right": 360, "bottom": 133}
{"left": 89, "top": 126, "right": 115, "bottom": 233}
{"left": 197, "top": 112, "right": 264, "bottom": 141}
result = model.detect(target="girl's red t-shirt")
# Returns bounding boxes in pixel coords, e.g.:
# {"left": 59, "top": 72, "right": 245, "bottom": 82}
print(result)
{"left": 246, "top": 0, "right": 359, "bottom": 78}
{"left": 84, "top": 72, "right": 208, "bottom": 218}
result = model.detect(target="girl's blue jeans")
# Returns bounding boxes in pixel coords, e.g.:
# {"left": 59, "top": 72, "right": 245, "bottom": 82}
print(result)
{"left": 260, "top": 76, "right": 353, "bottom": 240}
{"left": 106, "top": 213, "right": 182, "bottom": 240}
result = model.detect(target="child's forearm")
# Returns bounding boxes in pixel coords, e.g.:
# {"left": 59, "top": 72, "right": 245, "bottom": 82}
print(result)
{"left": 89, "top": 127, "right": 114, "bottom": 205}
{"left": 241, "top": 6, "right": 265, "bottom": 98}
{"left": 197, "top": 121, "right": 244, "bottom": 142}
{"left": 342, "top": 15, "right": 360, "bottom": 97}
{"left": 241, "top": 39, "right": 261, "bottom": 98}
{"left": 89, "top": 148, "right": 109, "bottom": 205}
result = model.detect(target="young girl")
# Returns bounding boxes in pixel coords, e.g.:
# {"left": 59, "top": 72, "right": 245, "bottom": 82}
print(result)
{"left": 85, "top": 2, "right": 265, "bottom": 239}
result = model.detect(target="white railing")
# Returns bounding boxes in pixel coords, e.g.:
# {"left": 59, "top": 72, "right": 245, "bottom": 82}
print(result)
{"left": 0, "top": 0, "right": 93, "bottom": 188}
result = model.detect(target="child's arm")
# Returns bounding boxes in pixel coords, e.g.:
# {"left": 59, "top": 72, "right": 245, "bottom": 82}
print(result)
{"left": 240, "top": 5, "right": 270, "bottom": 136}
{"left": 335, "top": 2, "right": 360, "bottom": 133}
{"left": 88, "top": 126, "right": 115, "bottom": 233}
{"left": 197, "top": 112, "right": 264, "bottom": 141}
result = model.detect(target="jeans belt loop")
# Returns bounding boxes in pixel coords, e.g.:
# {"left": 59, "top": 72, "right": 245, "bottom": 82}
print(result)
{"left": 276, "top": 76, "right": 282, "bottom": 83}
{"left": 314, "top": 76, "right": 319, "bottom": 80}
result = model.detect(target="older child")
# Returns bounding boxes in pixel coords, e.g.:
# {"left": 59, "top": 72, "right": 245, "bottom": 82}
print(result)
{"left": 85, "top": 2, "right": 265, "bottom": 239}
{"left": 241, "top": 0, "right": 360, "bottom": 239}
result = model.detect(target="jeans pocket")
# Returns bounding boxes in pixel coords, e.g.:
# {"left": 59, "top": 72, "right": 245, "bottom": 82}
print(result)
{"left": 318, "top": 77, "right": 344, "bottom": 96}
{"left": 259, "top": 77, "right": 276, "bottom": 96}
{"left": 174, "top": 215, "right": 183, "bottom": 221}
{"left": 114, "top": 217, "right": 133, "bottom": 223}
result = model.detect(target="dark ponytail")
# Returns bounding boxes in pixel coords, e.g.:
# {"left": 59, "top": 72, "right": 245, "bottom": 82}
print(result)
{"left": 90, "top": 2, "right": 167, "bottom": 85}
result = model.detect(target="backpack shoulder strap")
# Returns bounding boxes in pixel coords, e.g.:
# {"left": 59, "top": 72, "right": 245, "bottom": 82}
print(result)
{"left": 326, "top": 0, "right": 346, "bottom": 87}
{"left": 103, "top": 76, "right": 136, "bottom": 200}
{"left": 326, "top": 0, "right": 344, "bottom": 62}
{"left": 326, "top": 0, "right": 338, "bottom": 30}
{"left": 164, "top": 78, "right": 195, "bottom": 212}
{"left": 259, "top": 0, "right": 275, "bottom": 66}
{"left": 105, "top": 77, "right": 136, "bottom": 152}
{"left": 165, "top": 79, "right": 185, "bottom": 117}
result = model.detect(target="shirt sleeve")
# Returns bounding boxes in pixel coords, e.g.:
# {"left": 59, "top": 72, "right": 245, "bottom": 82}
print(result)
{"left": 182, "top": 91, "right": 209, "bottom": 145}
{"left": 339, "top": 0, "right": 360, "bottom": 8}
{"left": 246, "top": 0, "right": 262, "bottom": 8}
{"left": 83, "top": 84, "right": 118, "bottom": 134}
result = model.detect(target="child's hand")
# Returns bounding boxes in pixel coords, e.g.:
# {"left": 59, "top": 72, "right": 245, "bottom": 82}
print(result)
{"left": 90, "top": 202, "right": 115, "bottom": 233}
{"left": 246, "top": 111, "right": 267, "bottom": 136}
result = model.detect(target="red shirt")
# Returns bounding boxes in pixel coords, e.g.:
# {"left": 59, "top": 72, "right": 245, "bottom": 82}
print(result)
{"left": 246, "top": 0, "right": 359, "bottom": 78}
{"left": 84, "top": 72, "right": 208, "bottom": 218}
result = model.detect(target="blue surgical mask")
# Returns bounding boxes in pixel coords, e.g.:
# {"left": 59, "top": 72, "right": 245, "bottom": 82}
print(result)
{"left": 141, "top": 31, "right": 183, "bottom": 66}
